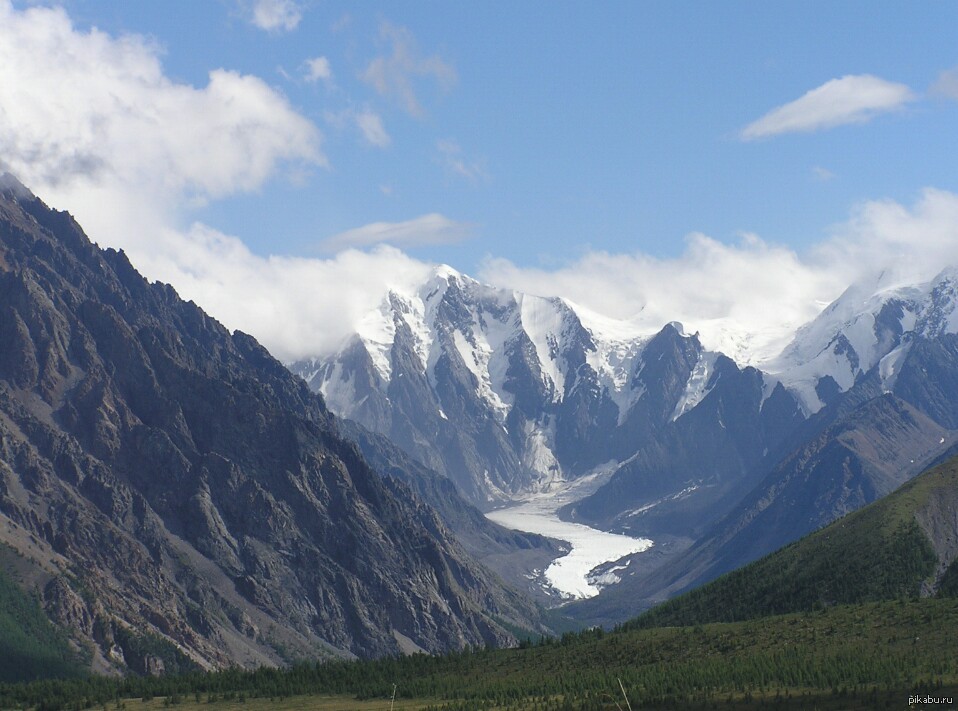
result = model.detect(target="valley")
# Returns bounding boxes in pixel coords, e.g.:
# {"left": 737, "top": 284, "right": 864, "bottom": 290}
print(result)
{"left": 485, "top": 465, "right": 653, "bottom": 599}
{"left": 2, "top": 2, "right": 958, "bottom": 708}
{"left": 296, "top": 257, "right": 958, "bottom": 627}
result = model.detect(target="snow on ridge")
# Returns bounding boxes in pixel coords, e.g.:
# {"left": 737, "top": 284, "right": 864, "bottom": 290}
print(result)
{"left": 761, "top": 267, "right": 958, "bottom": 414}
{"left": 451, "top": 314, "right": 516, "bottom": 419}
{"left": 671, "top": 351, "right": 719, "bottom": 421}
{"left": 354, "top": 298, "right": 397, "bottom": 384}
{"left": 518, "top": 294, "right": 571, "bottom": 397}
{"left": 559, "top": 298, "right": 654, "bottom": 420}
{"left": 587, "top": 336, "right": 648, "bottom": 425}
{"left": 322, "top": 262, "right": 958, "bottom": 423}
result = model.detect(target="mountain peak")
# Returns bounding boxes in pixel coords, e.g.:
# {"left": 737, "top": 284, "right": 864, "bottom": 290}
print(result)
{"left": 0, "top": 183, "right": 537, "bottom": 669}
{"left": 0, "top": 172, "right": 33, "bottom": 200}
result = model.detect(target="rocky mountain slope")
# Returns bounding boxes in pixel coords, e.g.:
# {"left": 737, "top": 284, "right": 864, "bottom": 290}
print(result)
{"left": 625, "top": 451, "right": 958, "bottom": 630}
{"left": 299, "top": 256, "right": 958, "bottom": 624}
{"left": 0, "top": 175, "right": 543, "bottom": 675}
{"left": 292, "top": 269, "right": 807, "bottom": 518}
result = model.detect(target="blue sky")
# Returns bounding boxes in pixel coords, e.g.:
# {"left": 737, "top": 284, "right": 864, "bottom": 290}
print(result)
{"left": 44, "top": 0, "right": 958, "bottom": 267}
{"left": 2, "top": 0, "right": 958, "bottom": 360}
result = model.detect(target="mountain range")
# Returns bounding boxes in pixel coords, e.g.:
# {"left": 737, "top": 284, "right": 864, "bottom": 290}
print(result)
{"left": 4, "top": 172, "right": 958, "bottom": 680}
{"left": 295, "top": 255, "right": 958, "bottom": 618}
{"left": 0, "top": 175, "right": 546, "bottom": 675}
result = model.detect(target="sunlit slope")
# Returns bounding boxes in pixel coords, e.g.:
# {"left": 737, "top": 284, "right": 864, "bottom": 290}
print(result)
{"left": 624, "top": 452, "right": 958, "bottom": 631}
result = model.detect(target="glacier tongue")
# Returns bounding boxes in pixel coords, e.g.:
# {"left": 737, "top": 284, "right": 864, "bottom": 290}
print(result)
{"left": 485, "top": 464, "right": 653, "bottom": 599}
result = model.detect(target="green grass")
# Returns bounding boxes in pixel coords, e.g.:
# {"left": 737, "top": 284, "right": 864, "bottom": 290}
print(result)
{"left": 0, "top": 560, "right": 83, "bottom": 683}
{"left": 3, "top": 597, "right": 957, "bottom": 710}
{"left": 623, "top": 457, "right": 958, "bottom": 632}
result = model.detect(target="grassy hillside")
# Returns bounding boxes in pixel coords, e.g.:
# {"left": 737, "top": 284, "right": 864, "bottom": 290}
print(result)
{"left": 2, "top": 597, "right": 957, "bottom": 710}
{"left": 4, "top": 459, "right": 958, "bottom": 708}
{"left": 624, "top": 454, "right": 958, "bottom": 631}
{"left": 0, "top": 562, "right": 82, "bottom": 683}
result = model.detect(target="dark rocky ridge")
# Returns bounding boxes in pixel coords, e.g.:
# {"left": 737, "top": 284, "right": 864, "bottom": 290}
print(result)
{"left": 336, "top": 418, "right": 564, "bottom": 604}
{"left": 0, "top": 176, "right": 543, "bottom": 673}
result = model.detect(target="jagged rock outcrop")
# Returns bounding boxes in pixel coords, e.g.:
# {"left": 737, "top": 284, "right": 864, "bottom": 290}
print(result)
{"left": 0, "top": 175, "right": 542, "bottom": 673}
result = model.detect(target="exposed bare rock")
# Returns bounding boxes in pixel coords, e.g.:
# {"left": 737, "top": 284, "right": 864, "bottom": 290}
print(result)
{"left": 0, "top": 175, "right": 543, "bottom": 673}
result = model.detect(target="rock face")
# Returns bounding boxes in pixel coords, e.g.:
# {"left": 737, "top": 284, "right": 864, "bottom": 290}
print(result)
{"left": 300, "top": 256, "right": 958, "bottom": 626}
{"left": 0, "top": 176, "right": 542, "bottom": 673}
{"left": 563, "top": 279, "right": 958, "bottom": 626}
{"left": 293, "top": 272, "right": 808, "bottom": 515}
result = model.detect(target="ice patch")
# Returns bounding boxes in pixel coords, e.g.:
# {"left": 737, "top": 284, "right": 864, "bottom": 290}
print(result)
{"left": 355, "top": 301, "right": 396, "bottom": 384}
{"left": 519, "top": 295, "right": 569, "bottom": 396}
{"left": 485, "top": 464, "right": 652, "bottom": 600}
{"left": 879, "top": 341, "right": 912, "bottom": 393}
{"left": 671, "top": 351, "right": 718, "bottom": 421}
{"left": 317, "top": 360, "right": 358, "bottom": 418}
{"left": 625, "top": 484, "right": 700, "bottom": 519}
{"left": 520, "top": 418, "right": 561, "bottom": 480}
{"left": 587, "top": 560, "right": 630, "bottom": 588}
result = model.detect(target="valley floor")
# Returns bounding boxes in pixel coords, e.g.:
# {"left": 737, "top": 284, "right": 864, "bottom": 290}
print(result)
{"left": 95, "top": 686, "right": 958, "bottom": 710}
{"left": 485, "top": 467, "right": 652, "bottom": 599}
{"left": 5, "top": 598, "right": 957, "bottom": 711}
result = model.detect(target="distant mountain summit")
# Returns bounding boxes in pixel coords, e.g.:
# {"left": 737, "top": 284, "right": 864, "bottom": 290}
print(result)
{"left": 764, "top": 267, "right": 958, "bottom": 415}
{"left": 298, "top": 255, "right": 958, "bottom": 625}
{"left": 293, "top": 265, "right": 778, "bottom": 507}
{"left": 0, "top": 176, "right": 541, "bottom": 675}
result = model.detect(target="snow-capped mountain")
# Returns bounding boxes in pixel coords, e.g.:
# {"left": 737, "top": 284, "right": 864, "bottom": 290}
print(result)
{"left": 294, "top": 263, "right": 958, "bottom": 522}
{"left": 764, "top": 267, "right": 958, "bottom": 416}
{"left": 294, "top": 261, "right": 958, "bottom": 622}
{"left": 573, "top": 266, "right": 958, "bottom": 532}
{"left": 293, "top": 266, "right": 740, "bottom": 506}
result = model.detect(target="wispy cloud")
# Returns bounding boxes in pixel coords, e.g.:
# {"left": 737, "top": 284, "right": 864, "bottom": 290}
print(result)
{"left": 436, "top": 139, "right": 488, "bottom": 183}
{"left": 362, "top": 21, "right": 456, "bottom": 117}
{"left": 812, "top": 166, "right": 835, "bottom": 182}
{"left": 245, "top": 0, "right": 302, "bottom": 33}
{"left": 304, "top": 56, "right": 332, "bottom": 84}
{"left": 932, "top": 66, "right": 958, "bottom": 100}
{"left": 355, "top": 109, "right": 390, "bottom": 148}
{"left": 324, "top": 107, "right": 391, "bottom": 148}
{"left": 319, "top": 214, "right": 470, "bottom": 253}
{"left": 741, "top": 74, "right": 915, "bottom": 140}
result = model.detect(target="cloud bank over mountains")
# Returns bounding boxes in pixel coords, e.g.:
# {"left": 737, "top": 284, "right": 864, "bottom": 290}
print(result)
{"left": 1, "top": 1, "right": 957, "bottom": 364}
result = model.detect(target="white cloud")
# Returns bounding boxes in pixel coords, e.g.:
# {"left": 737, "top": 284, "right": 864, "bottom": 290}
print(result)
{"left": 741, "top": 74, "right": 916, "bottom": 140}
{"left": 355, "top": 109, "right": 391, "bottom": 148}
{"left": 0, "top": 1, "right": 323, "bottom": 203}
{"left": 4, "top": 3, "right": 958, "bottom": 371}
{"left": 932, "top": 66, "right": 958, "bottom": 100}
{"left": 319, "top": 214, "right": 470, "bottom": 253}
{"left": 324, "top": 107, "right": 391, "bottom": 148}
{"left": 812, "top": 166, "right": 835, "bottom": 182}
{"left": 362, "top": 21, "right": 457, "bottom": 117}
{"left": 813, "top": 188, "right": 958, "bottom": 287}
{"left": 436, "top": 139, "right": 488, "bottom": 183}
{"left": 478, "top": 189, "right": 958, "bottom": 365}
{"left": 141, "top": 230, "right": 434, "bottom": 360}
{"left": 304, "top": 56, "right": 332, "bottom": 84}
{"left": 246, "top": 0, "right": 302, "bottom": 33}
